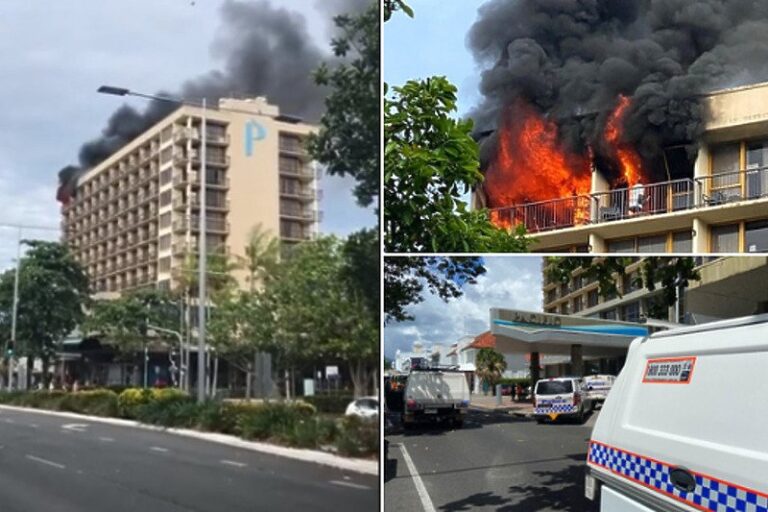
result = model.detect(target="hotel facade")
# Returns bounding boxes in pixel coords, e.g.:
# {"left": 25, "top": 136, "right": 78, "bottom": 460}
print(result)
{"left": 477, "top": 82, "right": 768, "bottom": 254}
{"left": 60, "top": 97, "right": 319, "bottom": 295}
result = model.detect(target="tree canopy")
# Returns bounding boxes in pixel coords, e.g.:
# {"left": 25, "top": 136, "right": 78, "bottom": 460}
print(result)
{"left": 384, "top": 257, "right": 486, "bottom": 323}
{"left": 384, "top": 77, "right": 530, "bottom": 252}
{"left": 308, "top": 2, "right": 379, "bottom": 208}
{"left": 475, "top": 348, "right": 507, "bottom": 391}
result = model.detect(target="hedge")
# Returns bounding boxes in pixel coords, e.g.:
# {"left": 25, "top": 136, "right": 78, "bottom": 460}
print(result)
{"left": 0, "top": 389, "right": 376, "bottom": 458}
{"left": 302, "top": 394, "right": 354, "bottom": 414}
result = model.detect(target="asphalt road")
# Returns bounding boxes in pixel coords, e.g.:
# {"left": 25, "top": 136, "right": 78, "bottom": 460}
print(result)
{"left": 384, "top": 408, "right": 599, "bottom": 512}
{"left": 0, "top": 407, "right": 378, "bottom": 512}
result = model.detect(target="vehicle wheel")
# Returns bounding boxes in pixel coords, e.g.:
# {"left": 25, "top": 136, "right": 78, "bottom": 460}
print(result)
{"left": 453, "top": 418, "right": 463, "bottom": 429}
{"left": 535, "top": 417, "right": 545, "bottom": 424}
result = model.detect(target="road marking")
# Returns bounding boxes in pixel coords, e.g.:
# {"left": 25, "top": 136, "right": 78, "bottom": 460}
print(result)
{"left": 150, "top": 446, "right": 169, "bottom": 453}
{"left": 29, "top": 423, "right": 39, "bottom": 429}
{"left": 98, "top": 437, "right": 114, "bottom": 442}
{"left": 220, "top": 459, "right": 247, "bottom": 468}
{"left": 61, "top": 423, "right": 89, "bottom": 432}
{"left": 398, "top": 443, "right": 436, "bottom": 512}
{"left": 3, "top": 418, "right": 14, "bottom": 424}
{"left": 26, "top": 455, "right": 66, "bottom": 470}
{"left": 329, "top": 480, "right": 372, "bottom": 490}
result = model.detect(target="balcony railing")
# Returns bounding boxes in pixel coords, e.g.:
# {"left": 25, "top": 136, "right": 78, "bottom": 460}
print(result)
{"left": 695, "top": 167, "right": 768, "bottom": 206}
{"left": 490, "top": 178, "right": 704, "bottom": 234}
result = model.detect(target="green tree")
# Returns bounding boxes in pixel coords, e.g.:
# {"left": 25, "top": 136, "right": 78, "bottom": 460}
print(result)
{"left": 238, "top": 224, "right": 279, "bottom": 292}
{"left": 546, "top": 257, "right": 701, "bottom": 320}
{"left": 384, "top": 257, "right": 486, "bottom": 323}
{"left": 308, "top": 2, "right": 379, "bottom": 207}
{"left": 384, "top": 77, "right": 531, "bottom": 252}
{"left": 0, "top": 241, "right": 89, "bottom": 387}
{"left": 475, "top": 348, "right": 507, "bottom": 394}
{"left": 269, "top": 236, "right": 377, "bottom": 397}
{"left": 84, "top": 288, "right": 180, "bottom": 357}
{"left": 383, "top": 0, "right": 413, "bottom": 21}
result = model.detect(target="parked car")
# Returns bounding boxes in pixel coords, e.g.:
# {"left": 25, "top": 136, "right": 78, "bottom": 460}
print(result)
{"left": 345, "top": 396, "right": 379, "bottom": 420}
{"left": 585, "top": 314, "right": 768, "bottom": 511}
{"left": 533, "top": 377, "right": 592, "bottom": 424}
{"left": 582, "top": 374, "right": 616, "bottom": 408}
{"left": 403, "top": 369, "right": 470, "bottom": 428}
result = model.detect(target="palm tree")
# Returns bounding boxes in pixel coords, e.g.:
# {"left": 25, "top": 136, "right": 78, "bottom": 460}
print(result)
{"left": 239, "top": 224, "right": 280, "bottom": 292}
{"left": 475, "top": 348, "right": 507, "bottom": 395}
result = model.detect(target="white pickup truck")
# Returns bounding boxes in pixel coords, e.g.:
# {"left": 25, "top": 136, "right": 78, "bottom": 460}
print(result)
{"left": 403, "top": 369, "right": 470, "bottom": 428}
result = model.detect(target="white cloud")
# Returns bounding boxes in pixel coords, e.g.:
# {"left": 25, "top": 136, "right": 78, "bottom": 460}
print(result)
{"left": 384, "top": 257, "right": 544, "bottom": 358}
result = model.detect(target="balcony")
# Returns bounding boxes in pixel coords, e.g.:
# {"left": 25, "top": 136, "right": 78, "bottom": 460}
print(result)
{"left": 490, "top": 178, "right": 698, "bottom": 234}
{"left": 280, "top": 209, "right": 316, "bottom": 222}
{"left": 696, "top": 167, "right": 768, "bottom": 206}
{"left": 279, "top": 165, "right": 314, "bottom": 180}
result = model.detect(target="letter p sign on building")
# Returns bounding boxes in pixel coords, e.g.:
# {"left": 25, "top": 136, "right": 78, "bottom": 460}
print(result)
{"left": 245, "top": 120, "right": 267, "bottom": 157}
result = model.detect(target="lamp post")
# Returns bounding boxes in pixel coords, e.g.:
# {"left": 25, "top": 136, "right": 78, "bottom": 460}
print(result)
{"left": 98, "top": 85, "right": 208, "bottom": 403}
{"left": 147, "top": 324, "right": 185, "bottom": 391}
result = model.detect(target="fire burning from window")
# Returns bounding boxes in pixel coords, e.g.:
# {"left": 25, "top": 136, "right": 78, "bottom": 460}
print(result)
{"left": 486, "top": 95, "right": 648, "bottom": 231}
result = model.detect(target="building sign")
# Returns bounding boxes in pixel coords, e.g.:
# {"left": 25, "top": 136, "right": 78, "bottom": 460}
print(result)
{"left": 492, "top": 308, "right": 649, "bottom": 337}
{"left": 245, "top": 120, "right": 267, "bottom": 157}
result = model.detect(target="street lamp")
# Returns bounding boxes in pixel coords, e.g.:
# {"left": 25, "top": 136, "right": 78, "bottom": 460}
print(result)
{"left": 147, "top": 324, "right": 185, "bottom": 391}
{"left": 99, "top": 85, "right": 208, "bottom": 403}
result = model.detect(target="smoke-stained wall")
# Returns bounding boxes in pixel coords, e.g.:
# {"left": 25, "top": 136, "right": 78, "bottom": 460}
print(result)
{"left": 469, "top": 0, "right": 768, "bottom": 165}
{"left": 57, "top": 0, "right": 368, "bottom": 202}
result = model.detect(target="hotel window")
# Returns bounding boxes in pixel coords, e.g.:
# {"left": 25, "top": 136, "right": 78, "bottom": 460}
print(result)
{"left": 160, "top": 168, "right": 172, "bottom": 185}
{"left": 560, "top": 302, "right": 570, "bottom": 314}
{"left": 206, "top": 124, "right": 226, "bottom": 140}
{"left": 159, "top": 234, "right": 171, "bottom": 251}
{"left": 637, "top": 235, "right": 667, "bottom": 254}
{"left": 587, "top": 289, "right": 599, "bottom": 308}
{"left": 607, "top": 238, "right": 636, "bottom": 253}
{"left": 600, "top": 309, "right": 617, "bottom": 321}
{"left": 672, "top": 231, "right": 693, "bottom": 253}
{"left": 745, "top": 220, "right": 768, "bottom": 253}
{"left": 206, "top": 146, "right": 226, "bottom": 164}
{"left": 159, "top": 212, "right": 171, "bottom": 229}
{"left": 160, "top": 190, "right": 172, "bottom": 207}
{"left": 711, "top": 143, "right": 740, "bottom": 174}
{"left": 622, "top": 302, "right": 641, "bottom": 323}
{"left": 746, "top": 141, "right": 768, "bottom": 199}
{"left": 158, "top": 257, "right": 171, "bottom": 273}
{"left": 711, "top": 224, "right": 739, "bottom": 253}
{"left": 160, "top": 147, "right": 172, "bottom": 164}
{"left": 572, "top": 295, "right": 583, "bottom": 313}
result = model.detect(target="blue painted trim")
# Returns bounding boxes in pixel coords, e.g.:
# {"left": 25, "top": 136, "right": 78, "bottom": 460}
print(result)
{"left": 493, "top": 319, "right": 648, "bottom": 337}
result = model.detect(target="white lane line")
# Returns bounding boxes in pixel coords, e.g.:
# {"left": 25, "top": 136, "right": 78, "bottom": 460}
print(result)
{"left": 61, "top": 423, "right": 88, "bottom": 432}
{"left": 329, "top": 480, "right": 372, "bottom": 491}
{"left": 26, "top": 454, "right": 66, "bottom": 470}
{"left": 149, "top": 446, "right": 169, "bottom": 453}
{"left": 398, "top": 443, "right": 436, "bottom": 512}
{"left": 220, "top": 459, "right": 247, "bottom": 468}
{"left": 98, "top": 437, "right": 114, "bottom": 442}
{"left": 3, "top": 418, "right": 14, "bottom": 424}
{"left": 29, "top": 424, "right": 39, "bottom": 429}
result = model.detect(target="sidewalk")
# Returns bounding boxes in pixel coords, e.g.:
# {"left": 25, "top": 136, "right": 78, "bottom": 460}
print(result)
{"left": 470, "top": 394, "right": 534, "bottom": 417}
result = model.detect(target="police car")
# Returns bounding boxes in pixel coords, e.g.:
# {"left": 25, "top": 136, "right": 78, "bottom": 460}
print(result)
{"left": 585, "top": 314, "right": 768, "bottom": 511}
{"left": 533, "top": 377, "right": 592, "bottom": 424}
{"left": 583, "top": 374, "right": 616, "bottom": 408}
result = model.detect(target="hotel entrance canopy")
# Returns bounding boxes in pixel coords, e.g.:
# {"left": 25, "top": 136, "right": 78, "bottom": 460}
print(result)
{"left": 490, "top": 308, "right": 650, "bottom": 357}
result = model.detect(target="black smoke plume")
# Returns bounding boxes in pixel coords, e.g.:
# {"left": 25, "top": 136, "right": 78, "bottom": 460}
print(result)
{"left": 469, "top": 0, "right": 768, "bottom": 180}
{"left": 58, "top": 0, "right": 368, "bottom": 202}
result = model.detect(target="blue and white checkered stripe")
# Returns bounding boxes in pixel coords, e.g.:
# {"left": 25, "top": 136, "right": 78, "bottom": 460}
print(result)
{"left": 534, "top": 403, "right": 578, "bottom": 414}
{"left": 588, "top": 442, "right": 768, "bottom": 512}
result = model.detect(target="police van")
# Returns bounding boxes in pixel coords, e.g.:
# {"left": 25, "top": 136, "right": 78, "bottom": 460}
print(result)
{"left": 585, "top": 314, "right": 768, "bottom": 511}
{"left": 533, "top": 377, "right": 592, "bottom": 423}
{"left": 583, "top": 374, "right": 616, "bottom": 407}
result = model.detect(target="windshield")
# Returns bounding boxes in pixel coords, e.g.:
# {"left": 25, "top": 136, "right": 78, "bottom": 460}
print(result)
{"left": 536, "top": 380, "right": 573, "bottom": 395}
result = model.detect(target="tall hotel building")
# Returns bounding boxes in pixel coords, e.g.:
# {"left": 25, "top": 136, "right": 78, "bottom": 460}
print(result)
{"left": 476, "top": 82, "right": 768, "bottom": 254}
{"left": 60, "top": 97, "right": 319, "bottom": 294}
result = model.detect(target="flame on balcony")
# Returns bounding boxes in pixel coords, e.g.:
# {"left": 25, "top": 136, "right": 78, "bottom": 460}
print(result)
{"left": 485, "top": 99, "right": 592, "bottom": 229}
{"left": 605, "top": 95, "right": 645, "bottom": 187}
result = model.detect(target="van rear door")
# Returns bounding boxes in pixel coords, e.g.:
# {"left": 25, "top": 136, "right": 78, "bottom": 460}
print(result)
{"left": 589, "top": 320, "right": 768, "bottom": 510}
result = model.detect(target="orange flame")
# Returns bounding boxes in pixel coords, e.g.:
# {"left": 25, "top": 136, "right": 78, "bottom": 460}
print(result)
{"left": 485, "top": 100, "right": 592, "bottom": 230}
{"left": 605, "top": 95, "right": 644, "bottom": 187}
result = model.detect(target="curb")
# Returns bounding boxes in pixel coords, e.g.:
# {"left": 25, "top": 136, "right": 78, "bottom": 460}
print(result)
{"left": 0, "top": 405, "right": 377, "bottom": 475}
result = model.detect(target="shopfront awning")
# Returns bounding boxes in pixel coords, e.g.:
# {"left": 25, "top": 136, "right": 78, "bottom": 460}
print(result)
{"left": 490, "top": 308, "right": 650, "bottom": 357}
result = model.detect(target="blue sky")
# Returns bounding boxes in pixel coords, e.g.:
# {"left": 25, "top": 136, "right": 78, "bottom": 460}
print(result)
{"left": 384, "top": 256, "right": 544, "bottom": 359}
{"left": 384, "top": 0, "right": 484, "bottom": 117}
{"left": 0, "top": 0, "right": 374, "bottom": 271}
